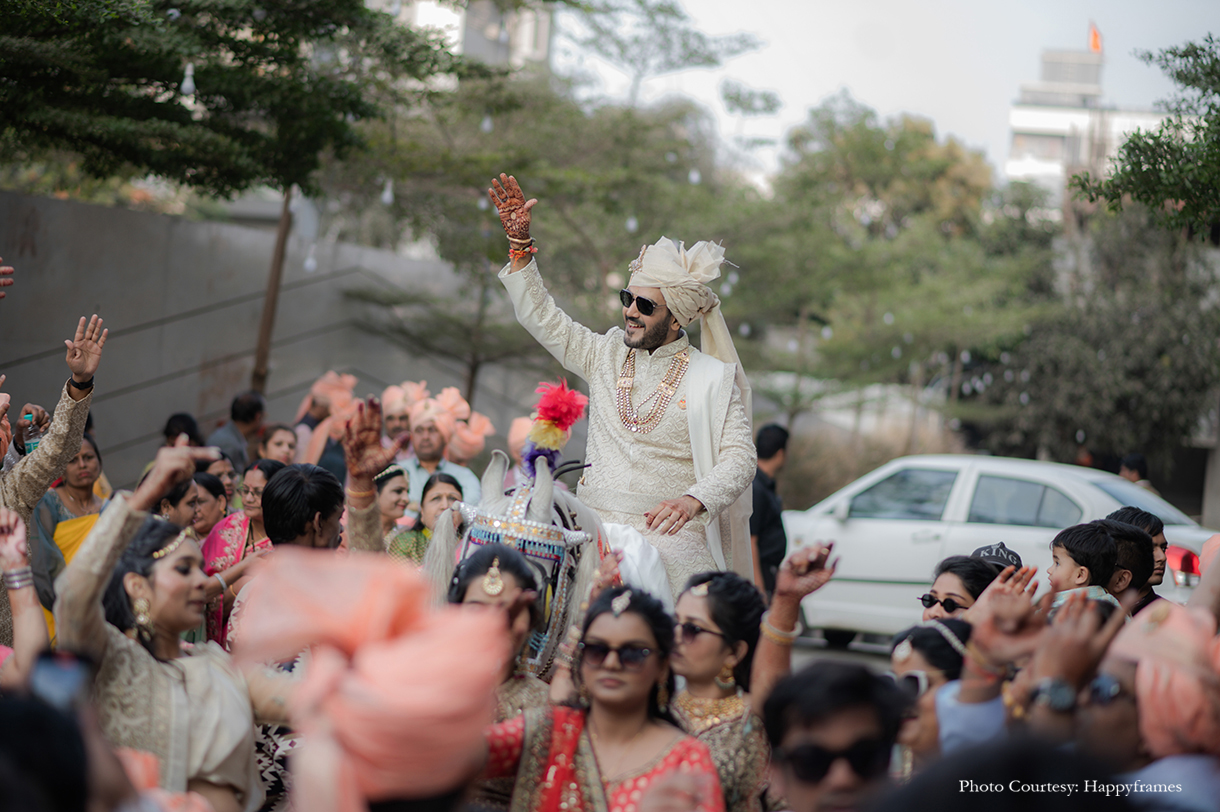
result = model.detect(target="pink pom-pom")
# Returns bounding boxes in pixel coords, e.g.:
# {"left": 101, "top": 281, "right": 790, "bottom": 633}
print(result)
{"left": 534, "top": 379, "right": 588, "bottom": 432}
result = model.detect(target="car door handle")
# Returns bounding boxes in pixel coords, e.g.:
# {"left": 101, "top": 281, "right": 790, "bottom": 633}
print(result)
{"left": 912, "top": 530, "right": 942, "bottom": 542}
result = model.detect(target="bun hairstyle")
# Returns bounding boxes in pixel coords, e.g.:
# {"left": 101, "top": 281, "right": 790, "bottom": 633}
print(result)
{"left": 681, "top": 571, "right": 766, "bottom": 690}
{"left": 101, "top": 516, "right": 188, "bottom": 657}
{"left": 890, "top": 618, "right": 973, "bottom": 681}
{"left": 576, "top": 586, "right": 677, "bottom": 724}
{"left": 447, "top": 543, "right": 543, "bottom": 631}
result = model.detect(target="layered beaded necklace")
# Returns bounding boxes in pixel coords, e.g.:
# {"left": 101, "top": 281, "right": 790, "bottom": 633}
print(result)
{"left": 615, "top": 348, "right": 690, "bottom": 433}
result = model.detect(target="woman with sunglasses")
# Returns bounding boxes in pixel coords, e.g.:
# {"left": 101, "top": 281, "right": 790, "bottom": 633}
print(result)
{"left": 485, "top": 586, "right": 725, "bottom": 812}
{"left": 668, "top": 545, "right": 836, "bottom": 812}
{"left": 887, "top": 619, "right": 971, "bottom": 779}
{"left": 199, "top": 458, "right": 285, "bottom": 645}
{"left": 920, "top": 556, "right": 1000, "bottom": 621}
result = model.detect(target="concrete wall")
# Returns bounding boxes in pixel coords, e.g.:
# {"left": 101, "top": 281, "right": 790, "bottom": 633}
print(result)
{"left": 0, "top": 191, "right": 553, "bottom": 488}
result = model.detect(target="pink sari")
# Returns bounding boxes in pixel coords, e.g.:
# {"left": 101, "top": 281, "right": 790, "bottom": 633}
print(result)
{"left": 200, "top": 512, "right": 272, "bottom": 645}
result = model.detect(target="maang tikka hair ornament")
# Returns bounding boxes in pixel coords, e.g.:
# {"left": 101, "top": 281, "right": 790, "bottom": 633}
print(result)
{"left": 611, "top": 590, "right": 632, "bottom": 618}
{"left": 483, "top": 557, "right": 505, "bottom": 596}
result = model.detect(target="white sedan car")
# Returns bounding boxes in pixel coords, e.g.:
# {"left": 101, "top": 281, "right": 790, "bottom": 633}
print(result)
{"left": 782, "top": 454, "right": 1214, "bottom": 644}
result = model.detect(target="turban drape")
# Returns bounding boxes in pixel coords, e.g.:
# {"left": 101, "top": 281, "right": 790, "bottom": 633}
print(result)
{"left": 232, "top": 548, "right": 507, "bottom": 812}
{"left": 507, "top": 417, "right": 532, "bottom": 464}
{"left": 294, "top": 373, "right": 358, "bottom": 465}
{"left": 408, "top": 398, "right": 458, "bottom": 444}
{"left": 1109, "top": 601, "right": 1220, "bottom": 758}
{"left": 446, "top": 412, "right": 495, "bottom": 464}
{"left": 628, "top": 236, "right": 752, "bottom": 419}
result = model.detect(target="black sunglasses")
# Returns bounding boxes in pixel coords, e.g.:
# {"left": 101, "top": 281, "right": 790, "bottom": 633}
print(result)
{"left": 774, "top": 739, "right": 891, "bottom": 783}
{"left": 675, "top": 620, "right": 727, "bottom": 645}
{"left": 578, "top": 641, "right": 655, "bottom": 671}
{"left": 1087, "top": 673, "right": 1132, "bottom": 706}
{"left": 919, "top": 593, "right": 966, "bottom": 614}
{"left": 619, "top": 289, "right": 661, "bottom": 317}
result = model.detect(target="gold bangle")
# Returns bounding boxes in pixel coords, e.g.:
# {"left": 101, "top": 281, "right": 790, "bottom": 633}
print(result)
{"left": 345, "top": 487, "right": 376, "bottom": 499}
{"left": 507, "top": 235, "right": 534, "bottom": 246}
{"left": 228, "top": 583, "right": 240, "bottom": 599}
{"left": 760, "top": 611, "right": 799, "bottom": 646}
{"left": 965, "top": 642, "right": 1006, "bottom": 678}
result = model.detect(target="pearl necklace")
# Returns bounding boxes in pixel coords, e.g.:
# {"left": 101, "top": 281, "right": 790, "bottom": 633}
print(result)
{"left": 615, "top": 348, "right": 690, "bottom": 434}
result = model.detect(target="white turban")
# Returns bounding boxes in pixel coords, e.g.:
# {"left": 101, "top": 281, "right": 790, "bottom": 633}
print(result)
{"left": 629, "top": 237, "right": 751, "bottom": 417}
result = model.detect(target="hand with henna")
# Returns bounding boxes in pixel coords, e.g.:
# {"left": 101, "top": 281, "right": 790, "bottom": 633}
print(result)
{"left": 488, "top": 173, "right": 537, "bottom": 244}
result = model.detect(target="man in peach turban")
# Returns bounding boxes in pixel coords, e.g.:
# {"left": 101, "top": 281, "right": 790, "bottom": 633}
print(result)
{"left": 380, "top": 380, "right": 429, "bottom": 462}
{"left": 294, "top": 372, "right": 358, "bottom": 483}
{"left": 446, "top": 412, "right": 495, "bottom": 467}
{"left": 490, "top": 173, "right": 756, "bottom": 593}
{"left": 402, "top": 391, "right": 482, "bottom": 509}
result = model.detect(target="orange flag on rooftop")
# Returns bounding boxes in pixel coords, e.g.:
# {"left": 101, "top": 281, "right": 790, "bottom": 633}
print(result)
{"left": 1088, "top": 23, "right": 1102, "bottom": 54}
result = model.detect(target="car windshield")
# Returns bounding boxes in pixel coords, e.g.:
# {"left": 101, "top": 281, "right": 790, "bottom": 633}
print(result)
{"left": 1089, "top": 479, "right": 1195, "bottom": 526}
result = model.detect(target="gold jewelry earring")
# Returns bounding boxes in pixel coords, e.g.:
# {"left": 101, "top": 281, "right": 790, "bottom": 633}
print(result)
{"left": 656, "top": 679, "right": 670, "bottom": 712}
{"left": 715, "top": 662, "right": 736, "bottom": 691}
{"left": 133, "top": 597, "right": 153, "bottom": 640}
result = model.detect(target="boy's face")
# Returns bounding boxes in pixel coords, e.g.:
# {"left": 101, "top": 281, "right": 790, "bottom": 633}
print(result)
{"left": 1048, "top": 545, "right": 1090, "bottom": 592}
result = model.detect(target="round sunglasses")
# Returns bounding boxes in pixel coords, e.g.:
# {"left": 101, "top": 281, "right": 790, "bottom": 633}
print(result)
{"left": 919, "top": 593, "right": 968, "bottom": 614}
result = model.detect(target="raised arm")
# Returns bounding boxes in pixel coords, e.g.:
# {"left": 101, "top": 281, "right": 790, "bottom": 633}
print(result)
{"left": 342, "top": 397, "right": 408, "bottom": 553}
{"left": 0, "top": 509, "right": 48, "bottom": 687}
{"left": 0, "top": 316, "right": 105, "bottom": 522}
{"left": 489, "top": 173, "right": 604, "bottom": 379}
{"left": 748, "top": 543, "right": 837, "bottom": 716}
{"left": 54, "top": 442, "right": 216, "bottom": 661}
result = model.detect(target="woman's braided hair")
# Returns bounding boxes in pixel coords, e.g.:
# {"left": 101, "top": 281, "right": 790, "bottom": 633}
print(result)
{"left": 681, "top": 571, "right": 766, "bottom": 690}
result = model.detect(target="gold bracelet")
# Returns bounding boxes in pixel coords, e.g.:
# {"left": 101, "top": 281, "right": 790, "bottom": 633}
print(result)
{"left": 965, "top": 642, "right": 1007, "bottom": 678}
{"left": 507, "top": 235, "right": 534, "bottom": 246}
{"left": 760, "top": 611, "right": 799, "bottom": 646}
{"left": 345, "top": 487, "right": 376, "bottom": 499}
{"left": 228, "top": 583, "right": 240, "bottom": 599}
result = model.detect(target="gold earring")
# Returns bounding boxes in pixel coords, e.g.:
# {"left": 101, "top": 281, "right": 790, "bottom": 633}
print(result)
{"left": 656, "top": 679, "right": 670, "bottom": 712}
{"left": 133, "top": 597, "right": 153, "bottom": 639}
{"left": 578, "top": 680, "right": 591, "bottom": 707}
{"left": 715, "top": 662, "right": 736, "bottom": 691}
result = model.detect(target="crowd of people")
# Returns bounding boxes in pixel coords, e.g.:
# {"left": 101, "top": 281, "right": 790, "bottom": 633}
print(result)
{"left": 2, "top": 181, "right": 1220, "bottom": 812}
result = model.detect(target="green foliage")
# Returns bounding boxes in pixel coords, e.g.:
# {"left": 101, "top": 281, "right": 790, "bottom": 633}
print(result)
{"left": 0, "top": 0, "right": 469, "bottom": 197}
{"left": 1071, "top": 35, "right": 1220, "bottom": 238}
{"left": 972, "top": 205, "right": 1220, "bottom": 468}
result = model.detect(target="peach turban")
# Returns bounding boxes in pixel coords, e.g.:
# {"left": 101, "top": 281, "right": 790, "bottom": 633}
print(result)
{"left": 447, "top": 412, "right": 495, "bottom": 464}
{"left": 408, "top": 398, "right": 458, "bottom": 443}
{"left": 382, "top": 381, "right": 430, "bottom": 419}
{"left": 1109, "top": 601, "right": 1220, "bottom": 758}
{"left": 507, "top": 417, "right": 532, "bottom": 464}
{"left": 296, "top": 372, "right": 358, "bottom": 465}
{"left": 628, "top": 236, "right": 751, "bottom": 421}
{"left": 233, "top": 548, "right": 508, "bottom": 812}
{"left": 434, "top": 387, "right": 471, "bottom": 422}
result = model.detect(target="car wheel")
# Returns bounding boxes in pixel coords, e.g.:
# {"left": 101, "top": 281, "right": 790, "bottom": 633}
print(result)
{"left": 822, "top": 629, "right": 856, "bottom": 649}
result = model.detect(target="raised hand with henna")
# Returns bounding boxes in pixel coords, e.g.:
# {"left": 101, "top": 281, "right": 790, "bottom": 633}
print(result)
{"left": 488, "top": 174, "right": 537, "bottom": 244}
{"left": 342, "top": 397, "right": 409, "bottom": 510}
{"left": 64, "top": 314, "right": 107, "bottom": 400}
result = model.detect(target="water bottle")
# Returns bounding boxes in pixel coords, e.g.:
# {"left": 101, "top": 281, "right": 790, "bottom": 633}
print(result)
{"left": 23, "top": 415, "right": 43, "bottom": 453}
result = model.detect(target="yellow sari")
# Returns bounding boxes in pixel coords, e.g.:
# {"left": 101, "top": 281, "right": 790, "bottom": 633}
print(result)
{"left": 42, "top": 513, "right": 100, "bottom": 642}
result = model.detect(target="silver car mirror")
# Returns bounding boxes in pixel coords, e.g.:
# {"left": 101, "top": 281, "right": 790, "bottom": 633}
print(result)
{"left": 832, "top": 500, "right": 850, "bottom": 522}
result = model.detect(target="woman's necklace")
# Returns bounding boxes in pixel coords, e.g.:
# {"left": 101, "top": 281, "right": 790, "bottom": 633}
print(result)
{"left": 673, "top": 690, "right": 746, "bottom": 734}
{"left": 589, "top": 717, "right": 650, "bottom": 783}
{"left": 616, "top": 348, "right": 690, "bottom": 434}
{"left": 59, "top": 486, "right": 99, "bottom": 517}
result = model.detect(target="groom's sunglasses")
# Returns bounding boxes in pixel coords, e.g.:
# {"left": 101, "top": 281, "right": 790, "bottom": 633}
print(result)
{"left": 619, "top": 289, "right": 660, "bottom": 317}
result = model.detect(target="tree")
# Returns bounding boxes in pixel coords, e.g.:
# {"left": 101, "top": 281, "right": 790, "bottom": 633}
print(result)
{"left": 971, "top": 204, "right": 1220, "bottom": 469}
{"left": 1071, "top": 35, "right": 1220, "bottom": 238}
{"left": 0, "top": 0, "right": 468, "bottom": 197}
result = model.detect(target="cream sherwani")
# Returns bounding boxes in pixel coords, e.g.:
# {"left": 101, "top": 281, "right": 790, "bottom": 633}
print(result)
{"left": 501, "top": 260, "right": 755, "bottom": 594}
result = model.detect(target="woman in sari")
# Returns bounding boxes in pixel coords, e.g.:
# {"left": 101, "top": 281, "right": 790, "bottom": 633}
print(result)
{"left": 192, "top": 472, "right": 228, "bottom": 539}
{"left": 200, "top": 459, "right": 285, "bottom": 644}
{"left": 485, "top": 586, "right": 724, "bottom": 812}
{"left": 387, "top": 472, "right": 461, "bottom": 564}
{"left": 54, "top": 442, "right": 295, "bottom": 812}
{"left": 204, "top": 453, "right": 240, "bottom": 513}
{"left": 30, "top": 434, "right": 105, "bottom": 640}
{"left": 668, "top": 545, "right": 834, "bottom": 812}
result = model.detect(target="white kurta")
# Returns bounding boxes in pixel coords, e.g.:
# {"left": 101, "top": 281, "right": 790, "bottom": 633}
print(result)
{"left": 501, "top": 260, "right": 756, "bottom": 594}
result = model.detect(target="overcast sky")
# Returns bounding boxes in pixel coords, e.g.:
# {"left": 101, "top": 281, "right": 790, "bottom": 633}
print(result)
{"left": 552, "top": 0, "right": 1218, "bottom": 182}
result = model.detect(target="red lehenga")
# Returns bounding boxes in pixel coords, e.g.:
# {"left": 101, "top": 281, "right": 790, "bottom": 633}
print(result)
{"left": 486, "top": 706, "right": 724, "bottom": 812}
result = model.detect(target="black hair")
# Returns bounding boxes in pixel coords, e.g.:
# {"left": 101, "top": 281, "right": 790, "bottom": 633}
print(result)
{"left": 755, "top": 424, "right": 790, "bottom": 461}
{"left": 260, "top": 422, "right": 296, "bottom": 447}
{"left": 680, "top": 571, "right": 766, "bottom": 690}
{"left": 159, "top": 477, "right": 196, "bottom": 511}
{"left": 230, "top": 390, "right": 267, "bottom": 424}
{"left": 447, "top": 543, "right": 543, "bottom": 630}
{"left": 262, "top": 463, "right": 344, "bottom": 545}
{"left": 193, "top": 471, "right": 226, "bottom": 502}
{"left": 1106, "top": 506, "right": 1164, "bottom": 539}
{"left": 367, "top": 788, "right": 466, "bottom": 812}
{"left": 375, "top": 464, "right": 408, "bottom": 494}
{"left": 163, "top": 412, "right": 203, "bottom": 446}
{"left": 77, "top": 432, "right": 102, "bottom": 468}
{"left": 1096, "top": 518, "right": 1154, "bottom": 591}
{"left": 890, "top": 619, "right": 973, "bottom": 681}
{"left": 932, "top": 556, "right": 1000, "bottom": 600}
{"left": 246, "top": 457, "right": 287, "bottom": 481}
{"left": 574, "top": 585, "right": 677, "bottom": 724}
{"left": 763, "top": 661, "right": 909, "bottom": 751}
{"left": 0, "top": 695, "right": 88, "bottom": 812}
{"left": 872, "top": 736, "right": 1134, "bottom": 812}
{"left": 1050, "top": 522, "right": 1117, "bottom": 587}
{"left": 198, "top": 450, "right": 234, "bottom": 474}
{"left": 101, "top": 516, "right": 186, "bottom": 655}
{"left": 422, "top": 472, "right": 463, "bottom": 502}
{"left": 85, "top": 410, "right": 94, "bottom": 434}
{"left": 1120, "top": 453, "right": 1149, "bottom": 480}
